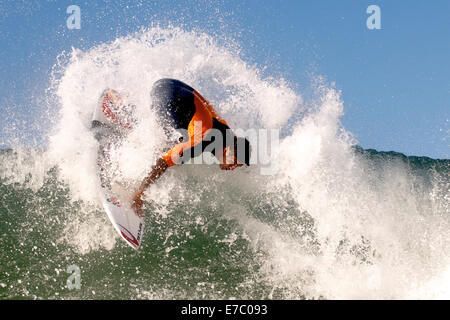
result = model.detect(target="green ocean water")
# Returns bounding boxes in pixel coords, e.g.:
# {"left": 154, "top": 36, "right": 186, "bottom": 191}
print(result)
{"left": 1, "top": 147, "right": 448, "bottom": 299}
{"left": 0, "top": 149, "right": 299, "bottom": 299}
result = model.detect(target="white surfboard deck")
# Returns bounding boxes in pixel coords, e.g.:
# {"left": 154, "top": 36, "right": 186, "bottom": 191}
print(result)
{"left": 93, "top": 89, "right": 144, "bottom": 249}
{"left": 97, "top": 181, "right": 144, "bottom": 250}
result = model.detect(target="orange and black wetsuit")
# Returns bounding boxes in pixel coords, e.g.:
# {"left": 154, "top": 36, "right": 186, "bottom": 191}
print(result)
{"left": 151, "top": 78, "right": 234, "bottom": 167}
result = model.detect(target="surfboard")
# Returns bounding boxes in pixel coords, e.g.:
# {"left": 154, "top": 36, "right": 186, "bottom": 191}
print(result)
{"left": 97, "top": 181, "right": 144, "bottom": 249}
{"left": 93, "top": 89, "right": 144, "bottom": 249}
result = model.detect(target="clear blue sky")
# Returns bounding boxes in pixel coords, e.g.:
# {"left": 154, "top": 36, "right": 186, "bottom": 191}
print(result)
{"left": 0, "top": 0, "right": 449, "bottom": 158}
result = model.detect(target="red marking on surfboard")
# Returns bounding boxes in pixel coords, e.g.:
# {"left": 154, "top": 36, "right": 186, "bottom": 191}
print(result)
{"left": 106, "top": 196, "right": 121, "bottom": 207}
{"left": 117, "top": 224, "right": 140, "bottom": 247}
{"left": 102, "top": 93, "right": 132, "bottom": 129}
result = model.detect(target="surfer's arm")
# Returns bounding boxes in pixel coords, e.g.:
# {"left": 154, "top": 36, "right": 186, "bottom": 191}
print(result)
{"left": 131, "top": 157, "right": 168, "bottom": 217}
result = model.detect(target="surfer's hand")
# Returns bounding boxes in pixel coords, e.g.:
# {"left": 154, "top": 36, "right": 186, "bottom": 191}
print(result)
{"left": 219, "top": 146, "right": 244, "bottom": 170}
{"left": 220, "top": 163, "right": 243, "bottom": 170}
{"left": 131, "top": 191, "right": 144, "bottom": 218}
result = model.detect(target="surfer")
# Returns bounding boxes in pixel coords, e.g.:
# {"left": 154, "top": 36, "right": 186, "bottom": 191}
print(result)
{"left": 131, "top": 78, "right": 251, "bottom": 217}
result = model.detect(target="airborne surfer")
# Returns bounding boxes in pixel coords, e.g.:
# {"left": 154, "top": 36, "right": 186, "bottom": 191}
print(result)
{"left": 131, "top": 79, "right": 251, "bottom": 217}
{"left": 93, "top": 79, "right": 251, "bottom": 218}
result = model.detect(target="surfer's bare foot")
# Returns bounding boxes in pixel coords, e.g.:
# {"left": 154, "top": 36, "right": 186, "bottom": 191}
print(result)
{"left": 131, "top": 192, "right": 145, "bottom": 218}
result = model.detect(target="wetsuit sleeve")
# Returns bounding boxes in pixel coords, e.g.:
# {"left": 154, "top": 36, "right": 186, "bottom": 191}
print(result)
{"left": 160, "top": 89, "right": 232, "bottom": 167}
{"left": 161, "top": 140, "right": 193, "bottom": 167}
{"left": 161, "top": 104, "right": 213, "bottom": 167}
